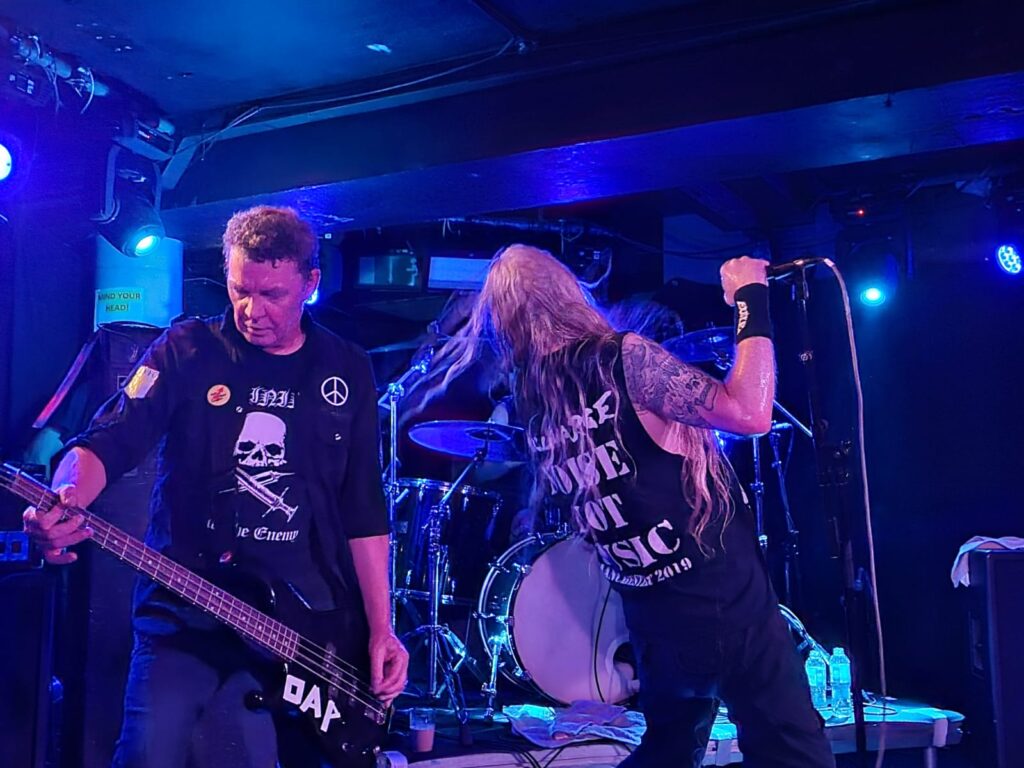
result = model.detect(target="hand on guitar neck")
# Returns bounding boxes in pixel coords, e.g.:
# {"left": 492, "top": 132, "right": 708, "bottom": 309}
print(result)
{"left": 22, "top": 447, "right": 106, "bottom": 565}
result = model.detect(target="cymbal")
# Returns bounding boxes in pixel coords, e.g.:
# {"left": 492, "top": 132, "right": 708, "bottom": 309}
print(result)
{"left": 662, "top": 326, "right": 734, "bottom": 363}
{"left": 408, "top": 420, "right": 526, "bottom": 463}
{"left": 368, "top": 334, "right": 451, "bottom": 354}
{"left": 368, "top": 339, "right": 423, "bottom": 354}
{"left": 716, "top": 421, "right": 794, "bottom": 441}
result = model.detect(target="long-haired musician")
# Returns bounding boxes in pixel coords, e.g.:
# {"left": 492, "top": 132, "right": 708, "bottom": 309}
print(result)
{"left": 420, "top": 244, "right": 834, "bottom": 767}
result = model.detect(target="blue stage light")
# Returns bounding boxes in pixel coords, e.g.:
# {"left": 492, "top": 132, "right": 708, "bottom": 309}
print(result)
{"left": 132, "top": 234, "right": 160, "bottom": 256}
{"left": 0, "top": 142, "right": 12, "bottom": 182}
{"left": 96, "top": 191, "right": 165, "bottom": 257}
{"left": 996, "top": 244, "right": 1022, "bottom": 275}
{"left": 859, "top": 286, "right": 887, "bottom": 306}
{"left": 305, "top": 287, "right": 319, "bottom": 306}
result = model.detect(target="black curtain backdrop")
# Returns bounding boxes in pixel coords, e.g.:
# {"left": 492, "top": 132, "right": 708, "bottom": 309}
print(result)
{"left": 769, "top": 262, "right": 1023, "bottom": 714}
{"left": 0, "top": 102, "right": 103, "bottom": 457}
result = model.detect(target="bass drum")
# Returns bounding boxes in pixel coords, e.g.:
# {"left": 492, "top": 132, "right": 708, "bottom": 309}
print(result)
{"left": 477, "top": 533, "right": 634, "bottom": 705}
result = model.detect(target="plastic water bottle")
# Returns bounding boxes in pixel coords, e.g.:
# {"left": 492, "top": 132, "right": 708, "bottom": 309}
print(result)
{"left": 804, "top": 649, "right": 828, "bottom": 712}
{"left": 830, "top": 647, "right": 852, "bottom": 719}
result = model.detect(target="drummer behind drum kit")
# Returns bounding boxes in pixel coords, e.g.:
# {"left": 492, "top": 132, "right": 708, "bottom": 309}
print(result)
{"left": 373, "top": 323, "right": 814, "bottom": 721}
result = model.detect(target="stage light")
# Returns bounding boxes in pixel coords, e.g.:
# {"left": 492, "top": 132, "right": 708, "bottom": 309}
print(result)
{"left": 95, "top": 190, "right": 165, "bottom": 257}
{"left": 859, "top": 286, "right": 887, "bottom": 306}
{"left": 0, "top": 142, "right": 12, "bottom": 182}
{"left": 134, "top": 234, "right": 160, "bottom": 256}
{"left": 996, "top": 244, "right": 1022, "bottom": 275}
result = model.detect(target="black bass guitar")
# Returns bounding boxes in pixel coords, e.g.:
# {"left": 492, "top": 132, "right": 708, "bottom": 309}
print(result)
{"left": 1, "top": 464, "right": 389, "bottom": 768}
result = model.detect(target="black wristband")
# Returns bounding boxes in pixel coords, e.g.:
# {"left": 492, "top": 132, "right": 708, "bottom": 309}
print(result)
{"left": 734, "top": 283, "right": 773, "bottom": 343}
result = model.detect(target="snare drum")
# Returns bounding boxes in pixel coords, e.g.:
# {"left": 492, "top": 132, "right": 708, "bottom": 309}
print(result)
{"left": 391, "top": 478, "right": 507, "bottom": 605}
{"left": 477, "top": 533, "right": 634, "bottom": 705}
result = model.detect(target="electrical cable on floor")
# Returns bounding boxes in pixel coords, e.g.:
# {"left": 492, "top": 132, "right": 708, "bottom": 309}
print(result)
{"left": 593, "top": 581, "right": 614, "bottom": 703}
{"left": 541, "top": 745, "right": 568, "bottom": 768}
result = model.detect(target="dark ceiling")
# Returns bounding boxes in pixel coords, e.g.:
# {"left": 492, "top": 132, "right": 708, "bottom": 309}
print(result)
{"left": 0, "top": 0, "right": 718, "bottom": 115}
{"left": 3, "top": 0, "right": 1024, "bottom": 252}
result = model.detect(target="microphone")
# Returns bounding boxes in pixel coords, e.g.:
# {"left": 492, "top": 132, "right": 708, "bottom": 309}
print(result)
{"left": 766, "top": 257, "right": 825, "bottom": 279}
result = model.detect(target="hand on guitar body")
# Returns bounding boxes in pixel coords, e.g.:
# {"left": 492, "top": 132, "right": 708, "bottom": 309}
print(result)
{"left": 369, "top": 630, "right": 409, "bottom": 707}
{"left": 22, "top": 483, "right": 93, "bottom": 564}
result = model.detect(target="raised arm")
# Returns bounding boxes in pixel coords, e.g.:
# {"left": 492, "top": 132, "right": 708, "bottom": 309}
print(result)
{"left": 621, "top": 257, "right": 775, "bottom": 436}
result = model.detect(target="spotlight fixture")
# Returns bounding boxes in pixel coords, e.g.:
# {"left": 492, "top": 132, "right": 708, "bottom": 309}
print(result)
{"left": 996, "top": 244, "right": 1022, "bottom": 276}
{"left": 0, "top": 141, "right": 12, "bottom": 182}
{"left": 95, "top": 189, "right": 165, "bottom": 257}
{"left": 859, "top": 286, "right": 887, "bottom": 306}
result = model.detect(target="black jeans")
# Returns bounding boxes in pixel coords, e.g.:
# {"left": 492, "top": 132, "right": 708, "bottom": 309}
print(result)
{"left": 111, "top": 631, "right": 329, "bottom": 768}
{"left": 619, "top": 609, "right": 835, "bottom": 768}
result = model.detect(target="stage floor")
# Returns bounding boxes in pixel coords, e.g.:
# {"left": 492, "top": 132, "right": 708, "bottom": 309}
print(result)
{"left": 384, "top": 698, "right": 963, "bottom": 767}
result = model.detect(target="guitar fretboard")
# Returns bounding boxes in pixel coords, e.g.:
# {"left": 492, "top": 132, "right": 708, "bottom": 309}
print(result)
{"left": 3, "top": 467, "right": 299, "bottom": 661}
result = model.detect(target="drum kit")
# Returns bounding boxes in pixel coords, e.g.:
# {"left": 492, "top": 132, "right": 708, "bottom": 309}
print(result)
{"left": 387, "top": 417, "right": 633, "bottom": 720}
{"left": 373, "top": 323, "right": 813, "bottom": 722}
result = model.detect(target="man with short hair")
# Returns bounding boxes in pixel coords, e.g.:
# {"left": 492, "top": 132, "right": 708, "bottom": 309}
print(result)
{"left": 24, "top": 205, "right": 408, "bottom": 767}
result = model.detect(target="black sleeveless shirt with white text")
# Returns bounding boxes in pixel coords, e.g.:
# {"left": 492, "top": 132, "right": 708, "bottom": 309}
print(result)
{"left": 536, "top": 335, "right": 775, "bottom": 640}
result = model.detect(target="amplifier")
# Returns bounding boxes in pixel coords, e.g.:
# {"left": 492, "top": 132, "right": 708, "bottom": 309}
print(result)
{"left": 966, "top": 549, "right": 1024, "bottom": 767}
{"left": 0, "top": 463, "right": 44, "bottom": 571}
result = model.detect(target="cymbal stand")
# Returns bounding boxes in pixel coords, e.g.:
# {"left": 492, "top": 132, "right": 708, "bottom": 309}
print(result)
{"left": 404, "top": 446, "right": 488, "bottom": 724}
{"left": 768, "top": 424, "right": 802, "bottom": 607}
{"left": 750, "top": 437, "right": 768, "bottom": 556}
{"left": 378, "top": 348, "right": 433, "bottom": 629}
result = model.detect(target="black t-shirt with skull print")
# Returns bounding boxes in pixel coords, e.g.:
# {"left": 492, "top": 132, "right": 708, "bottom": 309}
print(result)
{"left": 220, "top": 338, "right": 335, "bottom": 610}
{"left": 66, "top": 309, "right": 388, "bottom": 631}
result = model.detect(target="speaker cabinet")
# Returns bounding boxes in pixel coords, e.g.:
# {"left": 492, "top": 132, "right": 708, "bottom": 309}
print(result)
{"left": 966, "top": 549, "right": 1024, "bottom": 767}
{"left": 39, "top": 323, "right": 162, "bottom": 768}
{"left": 0, "top": 569, "right": 59, "bottom": 768}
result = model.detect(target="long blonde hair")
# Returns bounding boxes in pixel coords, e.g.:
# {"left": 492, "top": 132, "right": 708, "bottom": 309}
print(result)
{"left": 416, "top": 244, "right": 732, "bottom": 552}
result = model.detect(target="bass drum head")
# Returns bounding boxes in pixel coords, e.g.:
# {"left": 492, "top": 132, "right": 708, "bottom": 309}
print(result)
{"left": 509, "top": 536, "right": 633, "bottom": 705}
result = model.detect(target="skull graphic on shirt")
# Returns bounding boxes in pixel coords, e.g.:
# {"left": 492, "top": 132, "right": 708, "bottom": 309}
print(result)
{"left": 233, "top": 411, "right": 287, "bottom": 468}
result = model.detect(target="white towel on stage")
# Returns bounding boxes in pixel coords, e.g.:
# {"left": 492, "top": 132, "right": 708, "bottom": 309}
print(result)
{"left": 950, "top": 536, "right": 1024, "bottom": 587}
{"left": 504, "top": 701, "right": 646, "bottom": 748}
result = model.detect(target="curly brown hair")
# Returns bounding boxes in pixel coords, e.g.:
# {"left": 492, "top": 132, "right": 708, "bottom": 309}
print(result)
{"left": 222, "top": 206, "right": 318, "bottom": 277}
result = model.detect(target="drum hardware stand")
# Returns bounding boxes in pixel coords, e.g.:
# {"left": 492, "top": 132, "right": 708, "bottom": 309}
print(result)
{"left": 478, "top": 628, "right": 508, "bottom": 719}
{"left": 474, "top": 544, "right": 537, "bottom": 719}
{"left": 750, "top": 436, "right": 768, "bottom": 556}
{"left": 787, "top": 262, "right": 870, "bottom": 761}
{"left": 402, "top": 445, "right": 490, "bottom": 725}
{"left": 768, "top": 425, "right": 802, "bottom": 608}
{"left": 379, "top": 349, "right": 434, "bottom": 630}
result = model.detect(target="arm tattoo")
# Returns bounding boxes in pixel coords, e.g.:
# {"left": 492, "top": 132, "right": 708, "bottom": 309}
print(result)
{"left": 622, "top": 334, "right": 721, "bottom": 428}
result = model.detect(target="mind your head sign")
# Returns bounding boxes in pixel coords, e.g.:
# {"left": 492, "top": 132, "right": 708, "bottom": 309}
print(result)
{"left": 94, "top": 235, "right": 183, "bottom": 328}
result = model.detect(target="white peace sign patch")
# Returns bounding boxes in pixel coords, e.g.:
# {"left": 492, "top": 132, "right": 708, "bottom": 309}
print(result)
{"left": 320, "top": 376, "right": 349, "bottom": 407}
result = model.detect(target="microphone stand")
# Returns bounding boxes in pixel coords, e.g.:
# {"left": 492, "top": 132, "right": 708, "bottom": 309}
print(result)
{"left": 789, "top": 264, "right": 869, "bottom": 759}
{"left": 378, "top": 348, "right": 433, "bottom": 630}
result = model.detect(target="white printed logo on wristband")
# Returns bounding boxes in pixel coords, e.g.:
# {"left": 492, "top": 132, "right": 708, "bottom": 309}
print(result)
{"left": 736, "top": 301, "right": 749, "bottom": 334}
